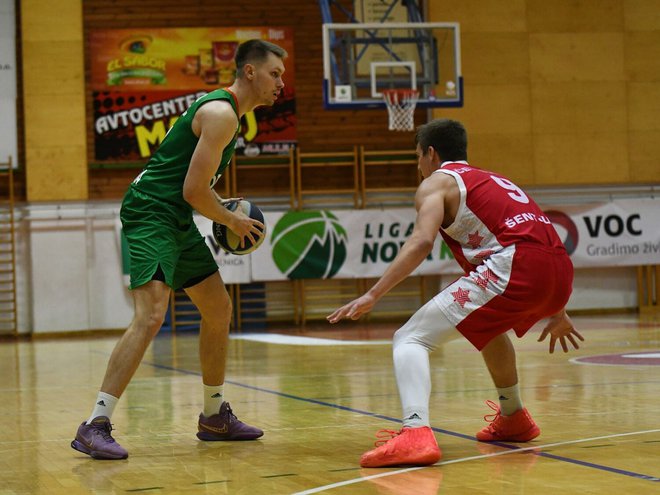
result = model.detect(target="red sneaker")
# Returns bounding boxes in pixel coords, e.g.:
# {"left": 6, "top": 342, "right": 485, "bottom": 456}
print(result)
{"left": 476, "top": 400, "right": 540, "bottom": 442}
{"left": 360, "top": 426, "right": 441, "bottom": 468}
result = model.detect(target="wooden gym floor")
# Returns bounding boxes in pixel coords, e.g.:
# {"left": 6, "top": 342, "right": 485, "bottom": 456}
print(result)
{"left": 1, "top": 314, "right": 659, "bottom": 494}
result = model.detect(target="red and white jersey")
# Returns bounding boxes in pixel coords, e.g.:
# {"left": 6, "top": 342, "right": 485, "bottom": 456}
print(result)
{"left": 429, "top": 161, "right": 572, "bottom": 349}
{"left": 436, "top": 161, "right": 565, "bottom": 273}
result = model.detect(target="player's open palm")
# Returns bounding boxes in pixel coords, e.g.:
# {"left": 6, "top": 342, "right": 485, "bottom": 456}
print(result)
{"left": 538, "top": 310, "right": 584, "bottom": 354}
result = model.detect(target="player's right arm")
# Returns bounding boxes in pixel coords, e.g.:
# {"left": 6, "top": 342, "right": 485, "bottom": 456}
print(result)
{"left": 366, "top": 176, "right": 447, "bottom": 299}
{"left": 327, "top": 174, "right": 450, "bottom": 322}
{"left": 183, "top": 101, "right": 263, "bottom": 243}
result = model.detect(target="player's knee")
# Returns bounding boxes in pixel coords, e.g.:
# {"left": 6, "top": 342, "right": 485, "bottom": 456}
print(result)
{"left": 147, "top": 308, "right": 168, "bottom": 336}
{"left": 217, "top": 289, "right": 232, "bottom": 316}
{"left": 134, "top": 304, "right": 168, "bottom": 336}
{"left": 200, "top": 292, "right": 232, "bottom": 323}
{"left": 220, "top": 295, "right": 232, "bottom": 319}
{"left": 393, "top": 326, "right": 411, "bottom": 349}
{"left": 393, "top": 323, "right": 427, "bottom": 350}
{"left": 393, "top": 318, "right": 443, "bottom": 353}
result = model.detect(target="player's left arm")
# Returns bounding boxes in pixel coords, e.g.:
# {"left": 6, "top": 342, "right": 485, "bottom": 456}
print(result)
{"left": 538, "top": 309, "right": 585, "bottom": 353}
{"left": 183, "top": 102, "right": 263, "bottom": 243}
{"left": 327, "top": 175, "right": 447, "bottom": 322}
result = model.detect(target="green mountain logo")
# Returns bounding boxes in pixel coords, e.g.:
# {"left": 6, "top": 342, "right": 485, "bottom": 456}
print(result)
{"left": 271, "top": 211, "right": 347, "bottom": 279}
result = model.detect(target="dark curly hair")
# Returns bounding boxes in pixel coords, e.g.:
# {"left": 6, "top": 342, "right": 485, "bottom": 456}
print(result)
{"left": 415, "top": 119, "right": 468, "bottom": 161}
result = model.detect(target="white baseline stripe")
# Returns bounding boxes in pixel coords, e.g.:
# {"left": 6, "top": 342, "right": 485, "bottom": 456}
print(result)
{"left": 231, "top": 333, "right": 390, "bottom": 346}
{"left": 292, "top": 428, "right": 660, "bottom": 495}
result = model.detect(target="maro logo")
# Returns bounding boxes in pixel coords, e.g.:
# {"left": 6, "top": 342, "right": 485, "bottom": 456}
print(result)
{"left": 270, "top": 211, "right": 347, "bottom": 279}
{"left": 546, "top": 210, "right": 579, "bottom": 255}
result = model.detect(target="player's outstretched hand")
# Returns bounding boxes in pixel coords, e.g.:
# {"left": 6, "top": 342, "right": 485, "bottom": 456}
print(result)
{"left": 327, "top": 294, "right": 377, "bottom": 323}
{"left": 538, "top": 310, "right": 584, "bottom": 354}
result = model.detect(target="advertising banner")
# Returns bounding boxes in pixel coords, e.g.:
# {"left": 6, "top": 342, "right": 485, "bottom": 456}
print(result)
{"left": 117, "top": 199, "right": 660, "bottom": 286}
{"left": 251, "top": 209, "right": 460, "bottom": 281}
{"left": 249, "top": 199, "right": 660, "bottom": 281}
{"left": 90, "top": 27, "right": 295, "bottom": 163}
{"left": 0, "top": 0, "right": 17, "bottom": 167}
{"left": 545, "top": 199, "right": 660, "bottom": 267}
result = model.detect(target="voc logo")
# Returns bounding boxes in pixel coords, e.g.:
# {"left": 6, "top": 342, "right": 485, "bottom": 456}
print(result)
{"left": 270, "top": 211, "right": 347, "bottom": 279}
{"left": 546, "top": 210, "right": 578, "bottom": 255}
{"left": 583, "top": 214, "right": 642, "bottom": 237}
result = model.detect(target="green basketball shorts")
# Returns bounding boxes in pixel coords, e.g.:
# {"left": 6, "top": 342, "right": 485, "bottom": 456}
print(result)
{"left": 120, "top": 187, "right": 218, "bottom": 290}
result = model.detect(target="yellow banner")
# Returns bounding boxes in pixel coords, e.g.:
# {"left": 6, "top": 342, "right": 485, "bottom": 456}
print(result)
{"left": 90, "top": 27, "right": 294, "bottom": 90}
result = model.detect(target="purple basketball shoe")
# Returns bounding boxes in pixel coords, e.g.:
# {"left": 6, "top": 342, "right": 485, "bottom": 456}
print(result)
{"left": 197, "top": 402, "right": 263, "bottom": 441}
{"left": 71, "top": 416, "right": 128, "bottom": 460}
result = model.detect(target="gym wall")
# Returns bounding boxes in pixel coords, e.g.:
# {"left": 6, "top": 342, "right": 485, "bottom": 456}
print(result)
{"left": 17, "top": 1, "right": 659, "bottom": 202}
{"left": 428, "top": 0, "right": 660, "bottom": 186}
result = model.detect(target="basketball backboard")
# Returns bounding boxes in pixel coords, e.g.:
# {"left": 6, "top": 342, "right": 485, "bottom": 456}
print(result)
{"left": 322, "top": 22, "right": 462, "bottom": 109}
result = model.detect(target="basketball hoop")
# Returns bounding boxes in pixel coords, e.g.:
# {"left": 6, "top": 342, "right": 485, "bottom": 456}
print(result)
{"left": 382, "top": 89, "right": 419, "bottom": 132}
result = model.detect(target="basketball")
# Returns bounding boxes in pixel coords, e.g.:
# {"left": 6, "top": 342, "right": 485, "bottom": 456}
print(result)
{"left": 212, "top": 200, "right": 266, "bottom": 255}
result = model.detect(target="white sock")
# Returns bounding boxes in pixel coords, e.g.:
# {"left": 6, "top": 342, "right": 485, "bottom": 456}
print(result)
{"left": 87, "top": 391, "right": 119, "bottom": 424}
{"left": 393, "top": 341, "right": 431, "bottom": 428}
{"left": 203, "top": 384, "right": 224, "bottom": 417}
{"left": 497, "top": 384, "right": 523, "bottom": 416}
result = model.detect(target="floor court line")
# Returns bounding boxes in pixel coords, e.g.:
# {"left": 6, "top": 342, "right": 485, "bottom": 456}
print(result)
{"left": 291, "top": 429, "right": 660, "bottom": 495}
{"left": 139, "top": 358, "right": 660, "bottom": 485}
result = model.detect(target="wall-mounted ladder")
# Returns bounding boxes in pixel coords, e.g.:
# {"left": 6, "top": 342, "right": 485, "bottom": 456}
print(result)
{"left": 0, "top": 157, "right": 17, "bottom": 336}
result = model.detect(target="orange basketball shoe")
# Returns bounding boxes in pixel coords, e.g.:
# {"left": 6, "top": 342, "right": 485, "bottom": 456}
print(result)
{"left": 476, "top": 400, "right": 540, "bottom": 442}
{"left": 360, "top": 426, "right": 442, "bottom": 468}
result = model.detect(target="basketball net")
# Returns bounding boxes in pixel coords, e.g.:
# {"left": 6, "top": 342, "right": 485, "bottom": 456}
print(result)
{"left": 382, "top": 89, "right": 419, "bottom": 132}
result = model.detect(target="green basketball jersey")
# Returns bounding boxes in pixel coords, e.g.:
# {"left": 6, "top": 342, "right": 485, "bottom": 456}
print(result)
{"left": 129, "top": 88, "right": 240, "bottom": 210}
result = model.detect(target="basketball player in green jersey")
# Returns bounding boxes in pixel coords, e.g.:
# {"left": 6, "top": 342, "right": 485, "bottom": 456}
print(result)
{"left": 71, "top": 40, "right": 287, "bottom": 460}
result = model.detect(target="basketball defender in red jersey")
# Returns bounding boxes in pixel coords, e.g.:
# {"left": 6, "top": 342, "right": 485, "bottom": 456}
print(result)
{"left": 328, "top": 119, "right": 584, "bottom": 468}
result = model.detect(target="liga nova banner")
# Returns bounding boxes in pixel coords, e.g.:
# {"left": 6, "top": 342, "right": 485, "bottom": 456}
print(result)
{"left": 89, "top": 27, "right": 296, "bottom": 164}
{"left": 185, "top": 198, "right": 660, "bottom": 285}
